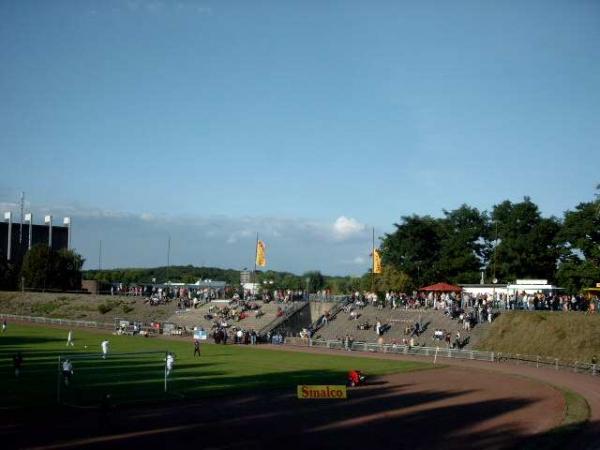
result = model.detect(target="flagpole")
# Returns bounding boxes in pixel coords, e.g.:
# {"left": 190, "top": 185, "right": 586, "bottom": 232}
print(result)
{"left": 371, "top": 227, "right": 375, "bottom": 292}
{"left": 253, "top": 232, "right": 258, "bottom": 295}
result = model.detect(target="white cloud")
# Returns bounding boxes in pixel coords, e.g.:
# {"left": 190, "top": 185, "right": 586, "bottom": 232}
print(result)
{"left": 341, "top": 256, "right": 366, "bottom": 265}
{"left": 0, "top": 199, "right": 382, "bottom": 274}
{"left": 226, "top": 229, "right": 253, "bottom": 245}
{"left": 0, "top": 202, "right": 18, "bottom": 211}
{"left": 125, "top": 0, "right": 211, "bottom": 15}
{"left": 332, "top": 216, "right": 366, "bottom": 241}
{"left": 353, "top": 256, "right": 366, "bottom": 264}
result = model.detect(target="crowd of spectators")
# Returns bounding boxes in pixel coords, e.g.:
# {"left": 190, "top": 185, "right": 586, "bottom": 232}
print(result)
{"left": 494, "top": 292, "right": 599, "bottom": 312}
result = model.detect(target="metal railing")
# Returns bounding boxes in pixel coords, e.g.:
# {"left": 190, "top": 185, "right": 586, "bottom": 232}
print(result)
{"left": 5, "top": 312, "right": 597, "bottom": 377}
{"left": 308, "top": 294, "right": 348, "bottom": 302}
{"left": 309, "top": 297, "right": 351, "bottom": 332}
{"left": 0, "top": 313, "right": 114, "bottom": 330}
{"left": 283, "top": 337, "right": 598, "bottom": 377}
{"left": 257, "top": 301, "right": 309, "bottom": 336}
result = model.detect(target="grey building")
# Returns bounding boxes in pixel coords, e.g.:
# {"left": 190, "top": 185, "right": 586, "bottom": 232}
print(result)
{"left": 0, "top": 221, "right": 68, "bottom": 263}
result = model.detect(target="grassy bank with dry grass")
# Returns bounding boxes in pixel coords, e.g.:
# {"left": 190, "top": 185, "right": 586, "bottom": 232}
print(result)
{"left": 477, "top": 311, "right": 600, "bottom": 364}
{"left": 0, "top": 291, "right": 176, "bottom": 323}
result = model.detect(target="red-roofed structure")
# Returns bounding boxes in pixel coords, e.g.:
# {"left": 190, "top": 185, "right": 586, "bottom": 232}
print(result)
{"left": 419, "top": 282, "right": 462, "bottom": 293}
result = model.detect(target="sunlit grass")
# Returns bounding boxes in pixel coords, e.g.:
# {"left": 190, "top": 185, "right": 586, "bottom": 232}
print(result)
{"left": 1, "top": 323, "right": 432, "bottom": 408}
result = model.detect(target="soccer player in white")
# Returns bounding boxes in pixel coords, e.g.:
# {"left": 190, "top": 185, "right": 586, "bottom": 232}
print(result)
{"left": 62, "top": 359, "right": 73, "bottom": 386}
{"left": 66, "top": 330, "right": 74, "bottom": 347}
{"left": 101, "top": 340, "right": 110, "bottom": 359}
{"left": 166, "top": 353, "right": 175, "bottom": 376}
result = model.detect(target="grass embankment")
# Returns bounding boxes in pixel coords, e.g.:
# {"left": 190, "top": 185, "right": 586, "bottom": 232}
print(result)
{"left": 0, "top": 323, "right": 431, "bottom": 409}
{"left": 0, "top": 291, "right": 175, "bottom": 323}
{"left": 477, "top": 311, "right": 600, "bottom": 363}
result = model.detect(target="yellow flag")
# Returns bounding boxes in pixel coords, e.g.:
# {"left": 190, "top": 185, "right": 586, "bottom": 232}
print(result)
{"left": 256, "top": 240, "right": 266, "bottom": 267}
{"left": 373, "top": 249, "right": 382, "bottom": 274}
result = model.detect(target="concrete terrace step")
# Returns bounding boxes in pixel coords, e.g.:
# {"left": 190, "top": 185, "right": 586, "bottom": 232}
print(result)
{"left": 311, "top": 305, "right": 491, "bottom": 349}
{"left": 167, "top": 301, "right": 286, "bottom": 332}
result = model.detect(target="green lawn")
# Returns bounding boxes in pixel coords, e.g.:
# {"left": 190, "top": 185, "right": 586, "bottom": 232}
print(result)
{"left": 1, "top": 323, "right": 431, "bottom": 408}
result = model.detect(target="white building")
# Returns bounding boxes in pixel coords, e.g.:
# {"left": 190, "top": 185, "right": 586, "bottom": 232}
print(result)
{"left": 460, "top": 283, "right": 508, "bottom": 297}
{"left": 461, "top": 279, "right": 563, "bottom": 297}
{"left": 506, "top": 279, "right": 562, "bottom": 295}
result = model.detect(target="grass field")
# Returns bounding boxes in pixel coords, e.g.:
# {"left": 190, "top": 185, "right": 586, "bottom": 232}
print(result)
{"left": 1, "top": 323, "right": 432, "bottom": 409}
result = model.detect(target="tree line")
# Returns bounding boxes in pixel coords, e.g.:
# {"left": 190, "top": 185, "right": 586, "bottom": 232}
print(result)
{"left": 380, "top": 188, "right": 600, "bottom": 293}
{"left": 4, "top": 187, "right": 596, "bottom": 295}
{"left": 0, "top": 244, "right": 84, "bottom": 291}
{"left": 82, "top": 187, "right": 599, "bottom": 295}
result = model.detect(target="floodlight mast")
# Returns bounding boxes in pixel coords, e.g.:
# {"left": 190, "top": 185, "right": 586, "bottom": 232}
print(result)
{"left": 4, "top": 212, "right": 12, "bottom": 261}
{"left": 24, "top": 213, "right": 32, "bottom": 250}
{"left": 63, "top": 217, "right": 71, "bottom": 249}
{"left": 19, "top": 192, "right": 24, "bottom": 244}
{"left": 44, "top": 215, "right": 53, "bottom": 248}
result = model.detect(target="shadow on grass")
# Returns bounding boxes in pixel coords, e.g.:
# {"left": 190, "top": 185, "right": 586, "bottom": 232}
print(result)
{"left": 0, "top": 335, "right": 64, "bottom": 348}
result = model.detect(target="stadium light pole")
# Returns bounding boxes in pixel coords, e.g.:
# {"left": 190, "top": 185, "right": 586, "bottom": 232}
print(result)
{"left": 24, "top": 213, "right": 32, "bottom": 250}
{"left": 305, "top": 277, "right": 310, "bottom": 301}
{"left": 63, "top": 217, "right": 71, "bottom": 249}
{"left": 44, "top": 215, "right": 53, "bottom": 249}
{"left": 4, "top": 211, "right": 12, "bottom": 261}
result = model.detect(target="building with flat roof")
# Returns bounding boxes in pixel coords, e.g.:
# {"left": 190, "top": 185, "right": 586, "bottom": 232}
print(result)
{"left": 0, "top": 221, "right": 68, "bottom": 263}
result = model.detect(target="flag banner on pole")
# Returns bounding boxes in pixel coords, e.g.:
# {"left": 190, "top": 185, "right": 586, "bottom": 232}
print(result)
{"left": 256, "top": 240, "right": 266, "bottom": 267}
{"left": 373, "top": 249, "right": 382, "bottom": 274}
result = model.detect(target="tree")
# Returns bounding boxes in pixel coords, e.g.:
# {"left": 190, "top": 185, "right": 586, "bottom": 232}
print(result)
{"left": 0, "top": 259, "right": 18, "bottom": 290}
{"left": 380, "top": 215, "right": 444, "bottom": 287}
{"left": 303, "top": 271, "right": 325, "bottom": 293}
{"left": 556, "top": 186, "right": 600, "bottom": 292}
{"left": 438, "top": 205, "right": 490, "bottom": 284}
{"left": 490, "top": 197, "right": 561, "bottom": 282}
{"left": 375, "top": 266, "right": 412, "bottom": 293}
{"left": 21, "top": 244, "right": 85, "bottom": 291}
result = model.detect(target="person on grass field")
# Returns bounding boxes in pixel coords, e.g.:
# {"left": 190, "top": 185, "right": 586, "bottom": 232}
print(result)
{"left": 62, "top": 359, "right": 73, "bottom": 386}
{"left": 66, "top": 330, "right": 74, "bottom": 347}
{"left": 193, "top": 339, "right": 201, "bottom": 357}
{"left": 13, "top": 352, "right": 23, "bottom": 378}
{"left": 101, "top": 340, "right": 110, "bottom": 359}
{"left": 2, "top": 319, "right": 7, "bottom": 333}
{"left": 166, "top": 352, "right": 175, "bottom": 376}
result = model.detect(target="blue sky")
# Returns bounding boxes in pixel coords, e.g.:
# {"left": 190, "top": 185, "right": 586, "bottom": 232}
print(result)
{"left": 1, "top": 0, "right": 599, "bottom": 275}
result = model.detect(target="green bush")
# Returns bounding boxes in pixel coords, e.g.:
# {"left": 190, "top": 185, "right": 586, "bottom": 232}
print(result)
{"left": 21, "top": 245, "right": 85, "bottom": 291}
{"left": 97, "top": 303, "right": 112, "bottom": 314}
{"left": 122, "top": 304, "right": 134, "bottom": 314}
